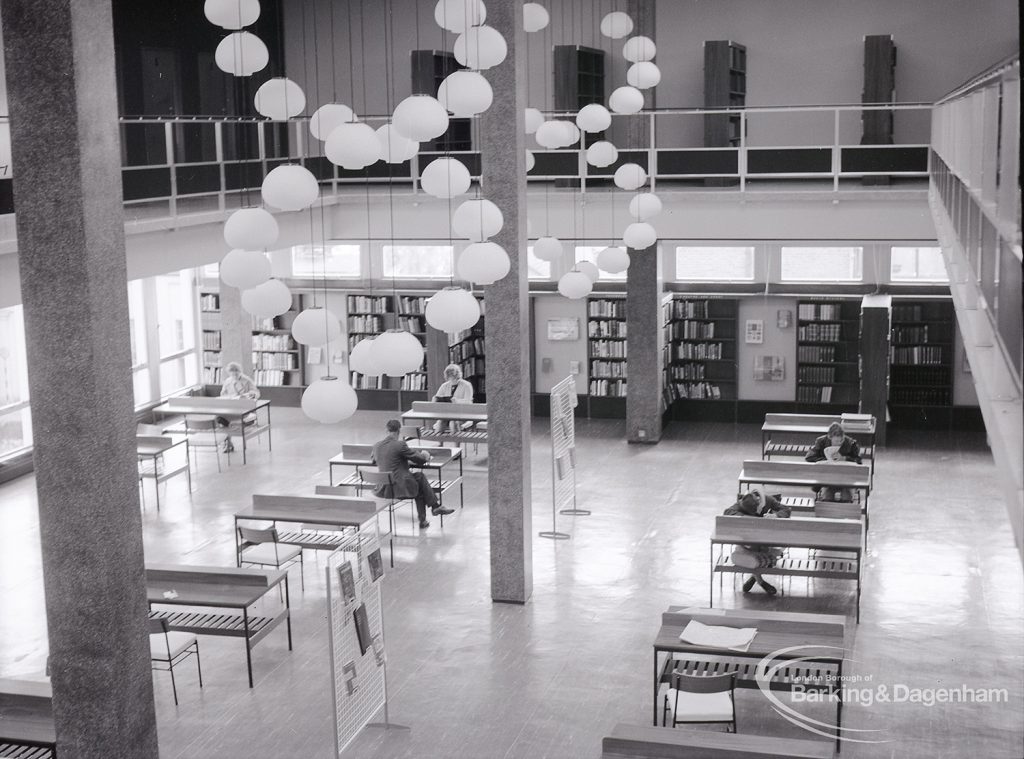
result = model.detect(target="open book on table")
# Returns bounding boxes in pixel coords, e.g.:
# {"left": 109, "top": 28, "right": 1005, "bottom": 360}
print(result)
{"left": 678, "top": 620, "right": 757, "bottom": 652}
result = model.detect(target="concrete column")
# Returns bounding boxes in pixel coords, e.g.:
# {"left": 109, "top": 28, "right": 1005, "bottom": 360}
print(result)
{"left": 481, "top": 0, "right": 532, "bottom": 604}
{"left": 1, "top": 1, "right": 159, "bottom": 756}
{"left": 220, "top": 284, "right": 255, "bottom": 376}
{"left": 625, "top": 0, "right": 662, "bottom": 444}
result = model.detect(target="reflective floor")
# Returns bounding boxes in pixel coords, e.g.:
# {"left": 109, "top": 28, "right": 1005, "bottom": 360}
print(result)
{"left": 0, "top": 409, "right": 1021, "bottom": 758}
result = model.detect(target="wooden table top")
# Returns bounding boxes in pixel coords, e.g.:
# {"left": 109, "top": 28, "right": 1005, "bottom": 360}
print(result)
{"left": 739, "top": 459, "right": 871, "bottom": 488}
{"left": 712, "top": 515, "right": 863, "bottom": 551}
{"left": 329, "top": 445, "right": 462, "bottom": 468}
{"left": 145, "top": 564, "right": 285, "bottom": 608}
{"left": 153, "top": 398, "right": 270, "bottom": 418}
{"left": 237, "top": 495, "right": 381, "bottom": 527}
{"left": 762, "top": 413, "right": 876, "bottom": 436}
{"left": 0, "top": 678, "right": 54, "bottom": 746}
{"left": 400, "top": 409, "right": 489, "bottom": 422}
{"left": 136, "top": 435, "right": 185, "bottom": 456}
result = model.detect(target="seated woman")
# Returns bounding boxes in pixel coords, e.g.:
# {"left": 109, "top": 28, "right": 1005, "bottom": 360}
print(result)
{"left": 218, "top": 361, "right": 260, "bottom": 453}
{"left": 431, "top": 363, "right": 474, "bottom": 433}
{"left": 723, "top": 488, "right": 791, "bottom": 596}
{"left": 805, "top": 421, "right": 861, "bottom": 502}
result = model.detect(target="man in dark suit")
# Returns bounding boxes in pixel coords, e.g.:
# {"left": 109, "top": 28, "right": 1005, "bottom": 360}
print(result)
{"left": 371, "top": 419, "right": 454, "bottom": 529}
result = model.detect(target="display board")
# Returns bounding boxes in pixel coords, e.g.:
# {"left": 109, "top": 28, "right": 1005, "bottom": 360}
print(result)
{"left": 540, "top": 376, "right": 585, "bottom": 539}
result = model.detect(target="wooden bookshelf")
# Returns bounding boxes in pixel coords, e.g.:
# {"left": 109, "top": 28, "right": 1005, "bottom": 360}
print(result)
{"left": 251, "top": 296, "right": 302, "bottom": 387}
{"left": 704, "top": 40, "right": 746, "bottom": 148}
{"left": 663, "top": 297, "right": 739, "bottom": 413}
{"left": 411, "top": 50, "right": 471, "bottom": 152}
{"left": 796, "top": 300, "right": 860, "bottom": 409}
{"left": 347, "top": 294, "right": 394, "bottom": 392}
{"left": 448, "top": 295, "right": 485, "bottom": 402}
{"left": 395, "top": 295, "right": 429, "bottom": 393}
{"left": 199, "top": 289, "right": 222, "bottom": 385}
{"left": 888, "top": 298, "right": 954, "bottom": 427}
{"left": 554, "top": 45, "right": 606, "bottom": 149}
{"left": 587, "top": 297, "right": 627, "bottom": 416}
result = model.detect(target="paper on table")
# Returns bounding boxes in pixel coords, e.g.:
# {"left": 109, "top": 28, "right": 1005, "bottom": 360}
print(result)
{"left": 679, "top": 620, "right": 757, "bottom": 652}
{"left": 825, "top": 445, "right": 841, "bottom": 461}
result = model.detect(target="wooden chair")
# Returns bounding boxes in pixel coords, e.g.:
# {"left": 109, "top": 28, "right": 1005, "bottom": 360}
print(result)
{"left": 148, "top": 617, "right": 202, "bottom": 706}
{"left": 662, "top": 671, "right": 737, "bottom": 732}
{"left": 183, "top": 416, "right": 225, "bottom": 473}
{"left": 357, "top": 470, "right": 440, "bottom": 530}
{"left": 237, "top": 525, "right": 304, "bottom": 590}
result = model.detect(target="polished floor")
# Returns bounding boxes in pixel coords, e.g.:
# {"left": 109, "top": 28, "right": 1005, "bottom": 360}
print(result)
{"left": 1, "top": 409, "right": 1021, "bottom": 758}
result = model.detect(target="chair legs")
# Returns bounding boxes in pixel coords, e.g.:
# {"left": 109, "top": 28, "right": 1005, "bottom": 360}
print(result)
{"left": 168, "top": 657, "right": 179, "bottom": 706}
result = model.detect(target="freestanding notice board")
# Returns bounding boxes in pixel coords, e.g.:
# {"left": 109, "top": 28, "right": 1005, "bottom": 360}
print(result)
{"left": 540, "top": 376, "right": 587, "bottom": 539}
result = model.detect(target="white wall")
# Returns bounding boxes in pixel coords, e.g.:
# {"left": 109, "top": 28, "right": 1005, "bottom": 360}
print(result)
{"left": 532, "top": 293, "right": 587, "bottom": 394}
{"left": 736, "top": 296, "right": 798, "bottom": 401}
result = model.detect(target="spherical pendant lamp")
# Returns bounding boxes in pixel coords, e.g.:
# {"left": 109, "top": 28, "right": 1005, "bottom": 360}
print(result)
{"left": 240, "top": 279, "right": 292, "bottom": 318}
{"left": 626, "top": 61, "right": 662, "bottom": 90}
{"left": 524, "top": 107, "right": 544, "bottom": 134}
{"left": 371, "top": 330, "right": 425, "bottom": 376}
{"left": 586, "top": 141, "right": 618, "bottom": 167}
{"left": 349, "top": 337, "right": 382, "bottom": 376}
{"left": 576, "top": 260, "right": 600, "bottom": 282}
{"left": 254, "top": 78, "right": 305, "bottom": 120}
{"left": 325, "top": 122, "right": 380, "bottom": 169}
{"left": 622, "top": 36, "right": 657, "bottom": 63}
{"left": 215, "top": 32, "right": 269, "bottom": 76}
{"left": 301, "top": 376, "right": 358, "bottom": 424}
{"left": 452, "top": 198, "right": 504, "bottom": 241}
{"left": 392, "top": 95, "right": 450, "bottom": 142}
{"left": 600, "top": 11, "right": 633, "bottom": 39}
{"left": 629, "top": 192, "right": 662, "bottom": 220}
{"left": 454, "top": 26, "right": 507, "bottom": 70}
{"left": 533, "top": 236, "right": 563, "bottom": 262}
{"left": 596, "top": 245, "right": 630, "bottom": 274}
{"left": 438, "top": 70, "right": 493, "bottom": 116}
{"left": 535, "top": 120, "right": 568, "bottom": 149}
{"left": 310, "top": 103, "right": 356, "bottom": 140}
{"left": 576, "top": 103, "right": 612, "bottom": 133}
{"left": 561, "top": 121, "right": 581, "bottom": 147}
{"left": 420, "top": 157, "right": 471, "bottom": 198}
{"left": 609, "top": 86, "right": 644, "bottom": 115}
{"left": 526, "top": 150, "right": 536, "bottom": 172}
{"left": 219, "top": 249, "right": 271, "bottom": 290}
{"left": 205, "top": 0, "right": 261, "bottom": 29}
{"left": 557, "top": 270, "right": 593, "bottom": 299}
{"left": 291, "top": 307, "right": 342, "bottom": 346}
{"left": 523, "top": 3, "right": 550, "bottom": 32}
{"left": 261, "top": 164, "right": 319, "bottom": 211}
{"left": 613, "top": 163, "right": 648, "bottom": 191}
{"left": 376, "top": 124, "right": 419, "bottom": 164}
{"left": 434, "top": 0, "right": 486, "bottom": 32}
{"left": 224, "top": 207, "right": 279, "bottom": 249}
{"left": 623, "top": 222, "right": 658, "bottom": 250}
{"left": 425, "top": 287, "right": 482, "bottom": 333}
{"left": 457, "top": 242, "right": 510, "bottom": 285}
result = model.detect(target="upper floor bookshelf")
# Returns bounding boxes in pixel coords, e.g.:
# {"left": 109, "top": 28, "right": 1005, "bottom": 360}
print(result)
{"left": 795, "top": 299, "right": 860, "bottom": 408}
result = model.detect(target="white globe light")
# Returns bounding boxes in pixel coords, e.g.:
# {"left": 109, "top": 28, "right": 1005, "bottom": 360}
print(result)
{"left": 526, "top": 150, "right": 535, "bottom": 172}
{"left": 291, "top": 307, "right": 342, "bottom": 346}
{"left": 349, "top": 338, "right": 382, "bottom": 376}
{"left": 600, "top": 11, "right": 633, "bottom": 39}
{"left": 392, "top": 95, "right": 450, "bottom": 141}
{"left": 301, "top": 376, "right": 358, "bottom": 424}
{"left": 558, "top": 270, "right": 593, "bottom": 299}
{"left": 215, "top": 32, "right": 269, "bottom": 76}
{"left": 609, "top": 86, "right": 644, "bottom": 114}
{"left": 524, "top": 108, "right": 544, "bottom": 134}
{"left": 434, "top": 0, "right": 486, "bottom": 32}
{"left": 614, "top": 162, "right": 648, "bottom": 191}
{"left": 310, "top": 103, "right": 356, "bottom": 140}
{"left": 240, "top": 279, "right": 292, "bottom": 318}
{"left": 452, "top": 198, "right": 504, "bottom": 241}
{"left": 376, "top": 124, "right": 419, "bottom": 164}
{"left": 586, "top": 140, "right": 618, "bottom": 167}
{"left": 371, "top": 330, "right": 425, "bottom": 376}
{"left": 437, "top": 70, "right": 494, "bottom": 117}
{"left": 534, "top": 236, "right": 563, "bottom": 262}
{"left": 596, "top": 245, "right": 630, "bottom": 274}
{"left": 420, "top": 157, "right": 471, "bottom": 198}
{"left": 576, "top": 103, "right": 612, "bottom": 133}
{"left": 623, "top": 35, "right": 657, "bottom": 63}
{"left": 523, "top": 3, "right": 550, "bottom": 32}
{"left": 454, "top": 26, "right": 507, "bottom": 70}
{"left": 458, "top": 242, "right": 510, "bottom": 285}
{"left": 224, "top": 207, "right": 278, "bottom": 249}
{"left": 425, "top": 287, "right": 482, "bottom": 333}
{"left": 325, "top": 122, "right": 380, "bottom": 169}
{"left": 623, "top": 222, "right": 658, "bottom": 250}
{"left": 535, "top": 120, "right": 565, "bottom": 149}
{"left": 205, "top": 0, "right": 260, "bottom": 29}
{"left": 576, "top": 260, "right": 600, "bottom": 282}
{"left": 261, "top": 164, "right": 319, "bottom": 211}
{"left": 219, "top": 249, "right": 271, "bottom": 289}
{"left": 629, "top": 192, "right": 662, "bottom": 220}
{"left": 254, "top": 78, "right": 305, "bottom": 120}
{"left": 561, "top": 121, "right": 581, "bottom": 147}
{"left": 627, "top": 61, "right": 661, "bottom": 89}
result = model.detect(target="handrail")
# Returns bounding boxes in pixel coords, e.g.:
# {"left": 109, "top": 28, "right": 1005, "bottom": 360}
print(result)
{"left": 934, "top": 54, "right": 1019, "bottom": 105}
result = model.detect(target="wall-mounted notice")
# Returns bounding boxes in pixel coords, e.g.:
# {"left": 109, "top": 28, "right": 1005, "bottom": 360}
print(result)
{"left": 745, "top": 319, "right": 764, "bottom": 344}
{"left": 547, "top": 318, "right": 580, "bottom": 341}
{"left": 753, "top": 355, "right": 785, "bottom": 381}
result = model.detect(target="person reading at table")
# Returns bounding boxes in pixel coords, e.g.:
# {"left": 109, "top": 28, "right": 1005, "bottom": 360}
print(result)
{"left": 723, "top": 488, "right": 791, "bottom": 596}
{"left": 805, "top": 421, "right": 862, "bottom": 502}
{"left": 431, "top": 363, "right": 474, "bottom": 433}
{"left": 218, "top": 361, "right": 260, "bottom": 453}
{"left": 372, "top": 419, "right": 454, "bottom": 529}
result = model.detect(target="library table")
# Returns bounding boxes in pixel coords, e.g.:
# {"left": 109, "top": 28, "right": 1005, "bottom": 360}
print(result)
{"left": 327, "top": 443, "right": 464, "bottom": 509}
{"left": 136, "top": 434, "right": 191, "bottom": 511}
{"left": 761, "top": 413, "right": 877, "bottom": 484}
{"left": 0, "top": 678, "right": 54, "bottom": 756}
{"left": 145, "top": 564, "right": 291, "bottom": 688}
{"left": 152, "top": 396, "right": 272, "bottom": 465}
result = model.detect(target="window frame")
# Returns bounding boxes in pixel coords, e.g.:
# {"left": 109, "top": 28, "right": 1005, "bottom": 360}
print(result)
{"left": 673, "top": 245, "right": 757, "bottom": 282}
{"left": 779, "top": 245, "right": 865, "bottom": 283}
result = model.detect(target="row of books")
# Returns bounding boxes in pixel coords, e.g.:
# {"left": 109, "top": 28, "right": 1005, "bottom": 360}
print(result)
{"left": 797, "top": 345, "right": 836, "bottom": 362}
{"left": 891, "top": 345, "right": 944, "bottom": 365}
{"left": 891, "top": 366, "right": 950, "bottom": 385}
{"left": 669, "top": 321, "right": 717, "bottom": 340}
{"left": 798, "top": 303, "right": 843, "bottom": 320}
{"left": 668, "top": 381, "right": 723, "bottom": 400}
{"left": 454, "top": 357, "right": 485, "bottom": 378}
{"left": 589, "top": 379, "right": 627, "bottom": 397}
{"left": 252, "top": 353, "right": 297, "bottom": 370}
{"left": 890, "top": 388, "right": 952, "bottom": 405}
{"left": 252, "top": 317, "right": 283, "bottom": 331}
{"left": 199, "top": 294, "right": 220, "bottom": 312}
{"left": 891, "top": 325, "right": 936, "bottom": 344}
{"left": 202, "top": 331, "right": 222, "bottom": 350}
{"left": 797, "top": 366, "right": 837, "bottom": 384}
{"left": 203, "top": 367, "right": 223, "bottom": 384}
{"left": 798, "top": 323, "right": 843, "bottom": 342}
{"left": 450, "top": 324, "right": 484, "bottom": 344}
{"left": 202, "top": 351, "right": 221, "bottom": 366}
{"left": 590, "top": 340, "right": 627, "bottom": 358}
{"left": 668, "top": 364, "right": 706, "bottom": 380}
{"left": 396, "top": 316, "right": 425, "bottom": 333}
{"left": 397, "top": 296, "right": 428, "bottom": 315}
{"left": 892, "top": 304, "right": 929, "bottom": 321}
{"left": 590, "top": 360, "right": 628, "bottom": 378}
{"left": 401, "top": 373, "right": 427, "bottom": 391}
{"left": 348, "top": 295, "right": 390, "bottom": 314}
{"left": 253, "top": 369, "right": 293, "bottom": 386}
{"left": 252, "top": 334, "right": 296, "bottom": 351}
{"left": 674, "top": 342, "right": 725, "bottom": 360}
{"left": 350, "top": 372, "right": 387, "bottom": 389}
{"left": 797, "top": 385, "right": 835, "bottom": 403}
{"left": 588, "top": 300, "right": 626, "bottom": 318}
{"left": 349, "top": 315, "right": 385, "bottom": 333}
{"left": 588, "top": 320, "right": 627, "bottom": 338}
{"left": 668, "top": 300, "right": 712, "bottom": 319}
{"left": 449, "top": 338, "right": 484, "bottom": 361}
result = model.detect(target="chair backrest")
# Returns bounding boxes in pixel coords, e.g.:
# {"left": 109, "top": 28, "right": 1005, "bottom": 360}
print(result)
{"left": 670, "top": 671, "right": 736, "bottom": 694}
{"left": 341, "top": 444, "right": 374, "bottom": 461}
{"left": 148, "top": 617, "right": 170, "bottom": 635}
{"left": 184, "top": 416, "right": 219, "bottom": 431}
{"left": 238, "top": 525, "right": 278, "bottom": 544}
{"left": 400, "top": 425, "right": 422, "bottom": 440}
{"left": 137, "top": 423, "right": 164, "bottom": 436}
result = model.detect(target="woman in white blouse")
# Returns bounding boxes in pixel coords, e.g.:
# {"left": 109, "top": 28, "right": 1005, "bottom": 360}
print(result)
{"left": 432, "top": 364, "right": 473, "bottom": 432}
